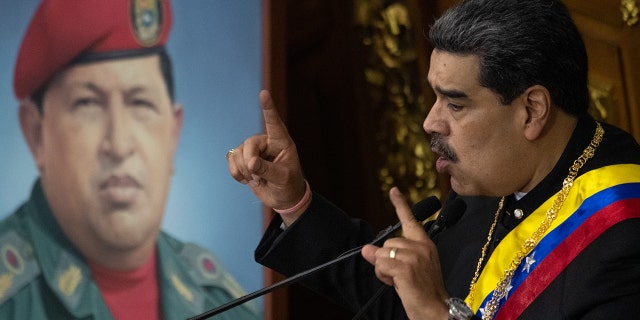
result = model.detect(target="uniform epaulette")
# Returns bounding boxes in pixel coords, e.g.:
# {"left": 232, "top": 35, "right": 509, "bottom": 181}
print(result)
{"left": 179, "top": 243, "right": 248, "bottom": 298}
{"left": 0, "top": 230, "right": 41, "bottom": 306}
{"left": 179, "top": 242, "right": 260, "bottom": 314}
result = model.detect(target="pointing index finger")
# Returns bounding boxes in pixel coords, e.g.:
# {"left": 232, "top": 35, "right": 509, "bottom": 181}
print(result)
{"left": 389, "top": 187, "right": 429, "bottom": 242}
{"left": 260, "top": 90, "right": 289, "bottom": 142}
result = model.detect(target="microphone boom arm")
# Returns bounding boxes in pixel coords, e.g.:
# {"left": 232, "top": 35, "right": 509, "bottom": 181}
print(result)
{"left": 188, "top": 196, "right": 443, "bottom": 320}
{"left": 188, "top": 249, "right": 360, "bottom": 320}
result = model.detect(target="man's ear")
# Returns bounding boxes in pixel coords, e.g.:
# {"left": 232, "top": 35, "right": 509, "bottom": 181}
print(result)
{"left": 170, "top": 103, "right": 184, "bottom": 175}
{"left": 171, "top": 103, "right": 183, "bottom": 146}
{"left": 18, "top": 100, "right": 45, "bottom": 172}
{"left": 522, "top": 85, "right": 551, "bottom": 141}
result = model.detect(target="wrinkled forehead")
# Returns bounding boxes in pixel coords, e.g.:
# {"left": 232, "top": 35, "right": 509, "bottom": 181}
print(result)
{"left": 52, "top": 55, "right": 164, "bottom": 86}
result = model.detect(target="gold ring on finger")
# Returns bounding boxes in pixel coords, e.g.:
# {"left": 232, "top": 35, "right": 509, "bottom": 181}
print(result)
{"left": 389, "top": 247, "right": 398, "bottom": 259}
{"left": 225, "top": 148, "right": 236, "bottom": 160}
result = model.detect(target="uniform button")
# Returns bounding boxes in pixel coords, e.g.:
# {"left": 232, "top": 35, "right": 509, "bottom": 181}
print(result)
{"left": 514, "top": 208, "right": 524, "bottom": 219}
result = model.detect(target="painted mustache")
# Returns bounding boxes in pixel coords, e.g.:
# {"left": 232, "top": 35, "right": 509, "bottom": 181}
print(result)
{"left": 430, "top": 133, "right": 458, "bottom": 162}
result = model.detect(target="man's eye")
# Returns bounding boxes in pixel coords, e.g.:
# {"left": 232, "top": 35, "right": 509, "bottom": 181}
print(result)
{"left": 448, "top": 103, "right": 464, "bottom": 111}
{"left": 131, "top": 99, "right": 157, "bottom": 110}
{"left": 74, "top": 97, "right": 100, "bottom": 108}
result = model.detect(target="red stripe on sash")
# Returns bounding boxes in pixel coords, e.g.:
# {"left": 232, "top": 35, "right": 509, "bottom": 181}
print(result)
{"left": 495, "top": 198, "right": 640, "bottom": 320}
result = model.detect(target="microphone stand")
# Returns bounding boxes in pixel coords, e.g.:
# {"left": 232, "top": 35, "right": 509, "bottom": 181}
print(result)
{"left": 189, "top": 220, "right": 406, "bottom": 320}
{"left": 187, "top": 248, "right": 362, "bottom": 320}
{"left": 188, "top": 196, "right": 441, "bottom": 320}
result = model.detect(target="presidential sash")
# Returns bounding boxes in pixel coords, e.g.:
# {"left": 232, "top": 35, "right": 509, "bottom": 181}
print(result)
{"left": 466, "top": 164, "right": 640, "bottom": 319}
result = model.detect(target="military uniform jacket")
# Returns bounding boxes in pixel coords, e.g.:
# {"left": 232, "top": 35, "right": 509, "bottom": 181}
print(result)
{"left": 0, "top": 180, "right": 260, "bottom": 320}
{"left": 255, "top": 116, "right": 640, "bottom": 319}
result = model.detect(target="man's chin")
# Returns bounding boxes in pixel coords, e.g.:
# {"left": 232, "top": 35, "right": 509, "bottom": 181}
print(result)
{"left": 449, "top": 177, "right": 476, "bottom": 196}
{"left": 101, "top": 229, "right": 152, "bottom": 252}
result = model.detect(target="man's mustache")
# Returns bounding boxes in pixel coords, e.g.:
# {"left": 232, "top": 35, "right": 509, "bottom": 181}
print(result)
{"left": 430, "top": 133, "right": 458, "bottom": 162}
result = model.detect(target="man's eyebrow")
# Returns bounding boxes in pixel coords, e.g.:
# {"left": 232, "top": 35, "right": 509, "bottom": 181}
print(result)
{"left": 433, "top": 85, "right": 468, "bottom": 99}
{"left": 81, "top": 81, "right": 100, "bottom": 92}
{"left": 125, "top": 86, "right": 149, "bottom": 96}
{"left": 80, "top": 82, "right": 149, "bottom": 95}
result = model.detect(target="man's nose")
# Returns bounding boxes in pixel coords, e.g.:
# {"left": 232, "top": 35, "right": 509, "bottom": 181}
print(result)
{"left": 423, "top": 103, "right": 445, "bottom": 135}
{"left": 101, "top": 104, "right": 134, "bottom": 161}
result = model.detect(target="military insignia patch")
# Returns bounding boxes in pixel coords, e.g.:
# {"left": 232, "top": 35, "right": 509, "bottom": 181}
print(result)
{"left": 130, "top": 0, "right": 163, "bottom": 46}
{"left": 171, "top": 273, "right": 194, "bottom": 302}
{"left": 197, "top": 252, "right": 221, "bottom": 281}
{"left": 0, "top": 273, "right": 14, "bottom": 299}
{"left": 0, "top": 231, "right": 40, "bottom": 305}
{"left": 1, "top": 244, "right": 25, "bottom": 275}
{"left": 58, "top": 264, "right": 82, "bottom": 297}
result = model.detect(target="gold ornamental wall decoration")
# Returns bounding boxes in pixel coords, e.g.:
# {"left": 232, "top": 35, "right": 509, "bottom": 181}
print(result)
{"left": 622, "top": 0, "right": 639, "bottom": 26}
{"left": 355, "top": 0, "right": 439, "bottom": 205}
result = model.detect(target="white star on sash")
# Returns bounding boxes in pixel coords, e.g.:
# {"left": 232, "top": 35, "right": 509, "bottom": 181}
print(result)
{"left": 505, "top": 282, "right": 513, "bottom": 299}
{"left": 480, "top": 307, "right": 488, "bottom": 319}
{"left": 523, "top": 251, "right": 536, "bottom": 273}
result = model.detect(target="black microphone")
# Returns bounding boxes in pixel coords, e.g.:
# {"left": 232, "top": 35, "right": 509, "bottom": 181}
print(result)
{"left": 427, "top": 197, "right": 467, "bottom": 238}
{"left": 187, "top": 196, "right": 442, "bottom": 320}
{"left": 332, "top": 196, "right": 443, "bottom": 260}
{"left": 351, "top": 198, "right": 467, "bottom": 320}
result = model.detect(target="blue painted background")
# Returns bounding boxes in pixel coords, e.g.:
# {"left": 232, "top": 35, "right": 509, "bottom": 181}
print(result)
{"left": 0, "top": 0, "right": 264, "bottom": 310}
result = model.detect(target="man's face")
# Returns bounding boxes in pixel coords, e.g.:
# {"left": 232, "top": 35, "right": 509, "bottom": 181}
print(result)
{"left": 34, "top": 55, "right": 182, "bottom": 258}
{"left": 424, "top": 50, "right": 529, "bottom": 196}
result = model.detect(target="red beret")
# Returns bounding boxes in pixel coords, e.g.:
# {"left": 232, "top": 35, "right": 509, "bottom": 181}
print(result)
{"left": 13, "top": 0, "right": 172, "bottom": 100}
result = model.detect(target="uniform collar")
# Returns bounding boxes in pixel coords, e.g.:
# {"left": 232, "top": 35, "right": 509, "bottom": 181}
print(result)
{"left": 25, "top": 179, "right": 113, "bottom": 318}
{"left": 502, "top": 115, "right": 598, "bottom": 225}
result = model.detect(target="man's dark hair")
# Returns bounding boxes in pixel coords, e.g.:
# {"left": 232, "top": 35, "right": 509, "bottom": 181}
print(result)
{"left": 429, "top": 0, "right": 589, "bottom": 116}
{"left": 31, "top": 49, "right": 175, "bottom": 113}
